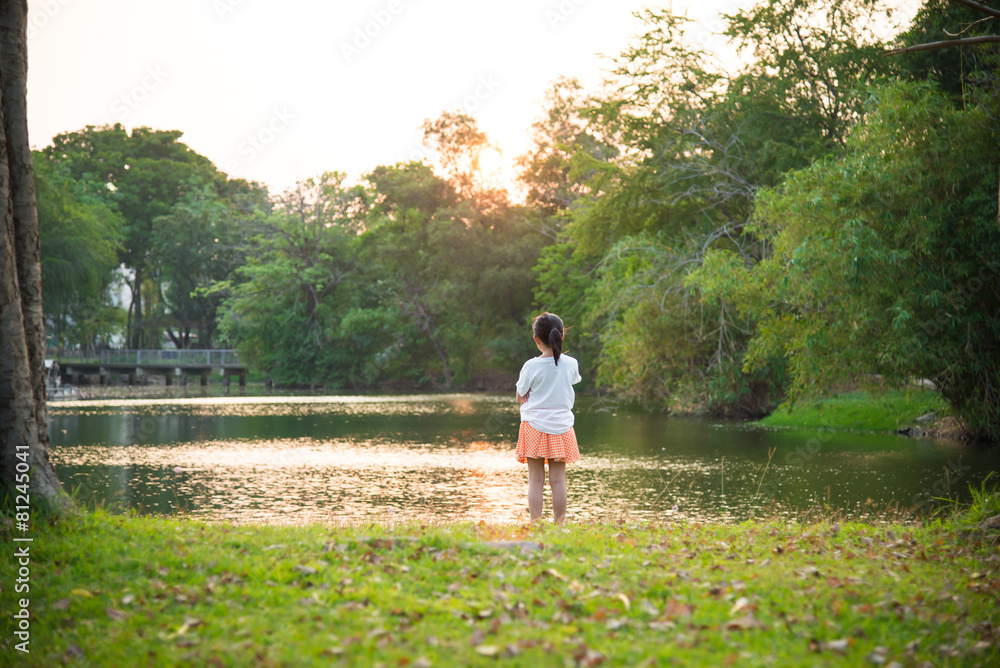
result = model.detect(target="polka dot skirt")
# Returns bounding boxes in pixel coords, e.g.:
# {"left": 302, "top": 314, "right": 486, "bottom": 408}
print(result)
{"left": 515, "top": 421, "right": 580, "bottom": 464}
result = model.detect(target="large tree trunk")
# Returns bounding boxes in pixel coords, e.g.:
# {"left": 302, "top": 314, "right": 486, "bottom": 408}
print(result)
{"left": 0, "top": 0, "right": 67, "bottom": 509}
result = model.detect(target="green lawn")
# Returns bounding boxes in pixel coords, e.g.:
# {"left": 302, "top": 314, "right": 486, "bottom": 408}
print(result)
{"left": 3, "top": 509, "right": 998, "bottom": 667}
{"left": 756, "top": 390, "right": 950, "bottom": 432}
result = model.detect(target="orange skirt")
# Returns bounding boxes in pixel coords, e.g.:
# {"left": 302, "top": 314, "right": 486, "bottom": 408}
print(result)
{"left": 515, "top": 421, "right": 580, "bottom": 464}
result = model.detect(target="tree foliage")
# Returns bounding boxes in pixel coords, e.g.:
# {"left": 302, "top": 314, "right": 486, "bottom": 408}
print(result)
{"left": 217, "top": 173, "right": 365, "bottom": 386}
{"left": 692, "top": 81, "right": 1000, "bottom": 438}
{"left": 34, "top": 155, "right": 123, "bottom": 348}
{"left": 40, "top": 125, "right": 222, "bottom": 347}
{"left": 32, "top": 0, "right": 1000, "bottom": 438}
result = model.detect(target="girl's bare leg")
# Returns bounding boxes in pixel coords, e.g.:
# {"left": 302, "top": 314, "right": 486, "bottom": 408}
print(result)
{"left": 548, "top": 460, "right": 567, "bottom": 524}
{"left": 527, "top": 457, "right": 545, "bottom": 521}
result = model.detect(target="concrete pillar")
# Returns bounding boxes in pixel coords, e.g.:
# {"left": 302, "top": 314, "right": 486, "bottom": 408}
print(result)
{"left": 200, "top": 370, "right": 209, "bottom": 387}
{"left": 239, "top": 370, "right": 247, "bottom": 388}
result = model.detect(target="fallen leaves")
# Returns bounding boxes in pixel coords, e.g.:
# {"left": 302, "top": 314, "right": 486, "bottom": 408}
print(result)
{"left": 809, "top": 638, "right": 851, "bottom": 654}
{"left": 663, "top": 599, "right": 695, "bottom": 620}
{"left": 728, "top": 597, "right": 752, "bottom": 616}
{"left": 30, "top": 514, "right": 1000, "bottom": 668}
{"left": 571, "top": 643, "right": 606, "bottom": 667}
{"left": 474, "top": 644, "right": 500, "bottom": 657}
{"left": 865, "top": 646, "right": 891, "bottom": 664}
{"left": 177, "top": 617, "right": 204, "bottom": 635}
{"left": 105, "top": 607, "right": 128, "bottom": 621}
{"left": 725, "top": 614, "right": 764, "bottom": 631}
{"left": 293, "top": 561, "right": 328, "bottom": 576}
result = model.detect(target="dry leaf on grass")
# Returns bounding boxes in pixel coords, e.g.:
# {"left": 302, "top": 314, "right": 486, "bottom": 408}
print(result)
{"left": 105, "top": 607, "right": 128, "bottom": 621}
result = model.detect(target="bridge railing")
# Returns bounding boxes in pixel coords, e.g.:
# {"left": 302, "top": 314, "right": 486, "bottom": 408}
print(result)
{"left": 55, "top": 349, "right": 242, "bottom": 367}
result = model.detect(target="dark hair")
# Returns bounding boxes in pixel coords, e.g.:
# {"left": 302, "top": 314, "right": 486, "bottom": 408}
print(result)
{"left": 532, "top": 312, "right": 564, "bottom": 365}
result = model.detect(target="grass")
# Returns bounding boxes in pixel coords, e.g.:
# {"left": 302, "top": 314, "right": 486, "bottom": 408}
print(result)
{"left": 756, "top": 389, "right": 950, "bottom": 433}
{"left": 2, "top": 507, "right": 998, "bottom": 667}
{"left": 945, "top": 473, "right": 1000, "bottom": 527}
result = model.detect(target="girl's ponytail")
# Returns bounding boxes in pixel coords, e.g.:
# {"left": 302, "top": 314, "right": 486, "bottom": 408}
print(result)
{"left": 533, "top": 312, "right": 565, "bottom": 365}
{"left": 548, "top": 325, "right": 563, "bottom": 366}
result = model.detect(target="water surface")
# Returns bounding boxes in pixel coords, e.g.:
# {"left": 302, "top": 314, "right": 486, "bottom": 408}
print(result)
{"left": 48, "top": 393, "right": 1000, "bottom": 525}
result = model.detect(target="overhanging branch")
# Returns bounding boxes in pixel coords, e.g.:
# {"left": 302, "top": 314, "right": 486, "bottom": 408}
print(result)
{"left": 951, "top": 0, "right": 1000, "bottom": 21}
{"left": 882, "top": 35, "right": 1000, "bottom": 56}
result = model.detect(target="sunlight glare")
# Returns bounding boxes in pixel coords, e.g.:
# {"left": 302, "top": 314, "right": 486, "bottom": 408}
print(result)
{"left": 476, "top": 146, "right": 525, "bottom": 202}
{"left": 478, "top": 147, "right": 504, "bottom": 175}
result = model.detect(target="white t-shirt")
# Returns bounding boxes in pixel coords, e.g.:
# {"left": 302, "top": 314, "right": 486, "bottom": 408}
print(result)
{"left": 515, "top": 354, "right": 582, "bottom": 434}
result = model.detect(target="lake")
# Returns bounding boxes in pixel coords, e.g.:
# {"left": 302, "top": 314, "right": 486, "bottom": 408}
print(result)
{"left": 47, "top": 392, "right": 1000, "bottom": 525}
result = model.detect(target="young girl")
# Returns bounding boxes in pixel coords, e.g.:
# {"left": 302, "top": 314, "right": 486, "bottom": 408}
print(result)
{"left": 515, "top": 312, "right": 581, "bottom": 523}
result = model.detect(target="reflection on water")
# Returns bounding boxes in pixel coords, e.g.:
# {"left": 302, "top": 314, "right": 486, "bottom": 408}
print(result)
{"left": 48, "top": 394, "right": 1000, "bottom": 525}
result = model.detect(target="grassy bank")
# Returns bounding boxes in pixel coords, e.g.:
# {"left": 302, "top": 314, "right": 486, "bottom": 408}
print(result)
{"left": 3, "top": 509, "right": 998, "bottom": 667}
{"left": 756, "top": 389, "right": 950, "bottom": 433}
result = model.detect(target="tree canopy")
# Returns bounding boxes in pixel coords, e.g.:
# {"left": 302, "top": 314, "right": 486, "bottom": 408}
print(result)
{"left": 36, "top": 0, "right": 1000, "bottom": 439}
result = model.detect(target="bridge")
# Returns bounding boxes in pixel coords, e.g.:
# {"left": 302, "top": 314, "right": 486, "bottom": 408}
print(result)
{"left": 55, "top": 349, "right": 248, "bottom": 388}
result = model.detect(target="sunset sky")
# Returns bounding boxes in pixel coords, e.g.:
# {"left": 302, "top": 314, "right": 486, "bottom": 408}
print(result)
{"left": 25, "top": 0, "right": 917, "bottom": 195}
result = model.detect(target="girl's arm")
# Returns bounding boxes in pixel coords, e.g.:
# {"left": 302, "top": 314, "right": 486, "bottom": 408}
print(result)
{"left": 516, "top": 391, "right": 529, "bottom": 404}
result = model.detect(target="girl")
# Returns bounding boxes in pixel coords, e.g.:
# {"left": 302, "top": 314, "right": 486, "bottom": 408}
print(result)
{"left": 515, "top": 312, "right": 581, "bottom": 523}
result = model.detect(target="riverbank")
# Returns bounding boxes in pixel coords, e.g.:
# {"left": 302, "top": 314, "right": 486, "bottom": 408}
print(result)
{"left": 5, "top": 508, "right": 998, "bottom": 667}
{"left": 755, "top": 389, "right": 959, "bottom": 436}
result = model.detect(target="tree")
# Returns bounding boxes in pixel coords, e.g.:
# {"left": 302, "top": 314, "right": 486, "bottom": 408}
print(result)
{"left": 362, "top": 158, "right": 544, "bottom": 388}
{"left": 691, "top": 82, "right": 1000, "bottom": 439}
{"left": 724, "top": 0, "right": 897, "bottom": 147}
{"left": 516, "top": 77, "right": 616, "bottom": 222}
{"left": 886, "top": 0, "right": 1000, "bottom": 234}
{"left": 152, "top": 177, "right": 268, "bottom": 348}
{"left": 41, "top": 125, "right": 219, "bottom": 347}
{"left": 885, "top": 0, "right": 1000, "bottom": 59}
{"left": 35, "top": 155, "right": 124, "bottom": 349}
{"left": 530, "top": 0, "right": 894, "bottom": 412}
{"left": 420, "top": 112, "right": 493, "bottom": 203}
{"left": 0, "top": 0, "right": 66, "bottom": 508}
{"left": 217, "top": 173, "right": 366, "bottom": 385}
{"left": 363, "top": 162, "right": 463, "bottom": 387}
{"left": 890, "top": 0, "right": 998, "bottom": 102}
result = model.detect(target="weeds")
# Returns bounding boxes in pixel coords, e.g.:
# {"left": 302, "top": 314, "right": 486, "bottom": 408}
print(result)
{"left": 752, "top": 447, "right": 777, "bottom": 501}
{"left": 937, "top": 472, "right": 1000, "bottom": 530}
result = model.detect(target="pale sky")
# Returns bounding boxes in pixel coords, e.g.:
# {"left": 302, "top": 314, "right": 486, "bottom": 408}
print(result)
{"left": 26, "top": 0, "right": 919, "bottom": 195}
